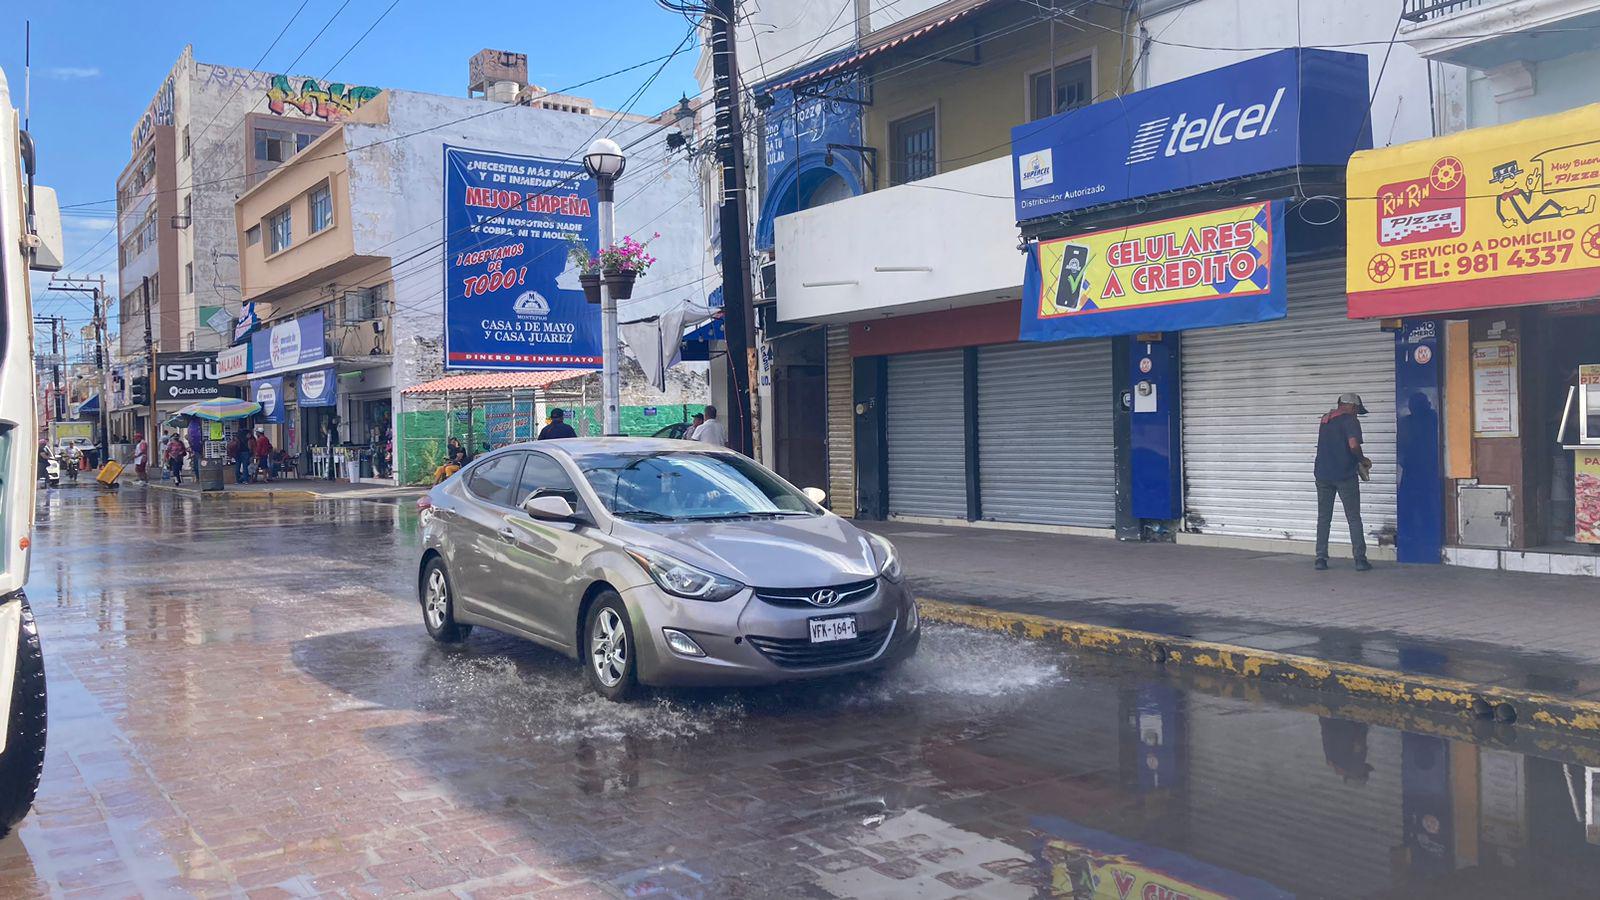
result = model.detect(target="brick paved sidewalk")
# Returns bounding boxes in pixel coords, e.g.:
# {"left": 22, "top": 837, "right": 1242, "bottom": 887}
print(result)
{"left": 863, "top": 521, "right": 1600, "bottom": 702}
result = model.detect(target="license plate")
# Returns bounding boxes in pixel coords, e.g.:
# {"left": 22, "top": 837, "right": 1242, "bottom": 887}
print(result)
{"left": 809, "top": 615, "right": 858, "bottom": 643}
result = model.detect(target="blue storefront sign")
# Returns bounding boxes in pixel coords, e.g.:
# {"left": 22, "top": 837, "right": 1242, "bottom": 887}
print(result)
{"left": 443, "top": 145, "right": 602, "bottom": 371}
{"left": 297, "top": 367, "right": 337, "bottom": 408}
{"left": 233, "top": 302, "right": 259, "bottom": 344}
{"left": 1012, "top": 48, "right": 1372, "bottom": 220}
{"left": 251, "top": 310, "right": 328, "bottom": 374}
{"left": 252, "top": 377, "right": 285, "bottom": 424}
{"left": 757, "top": 64, "right": 865, "bottom": 249}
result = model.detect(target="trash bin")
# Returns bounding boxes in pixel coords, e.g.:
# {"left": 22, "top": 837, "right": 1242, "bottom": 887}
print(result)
{"left": 198, "top": 461, "right": 225, "bottom": 492}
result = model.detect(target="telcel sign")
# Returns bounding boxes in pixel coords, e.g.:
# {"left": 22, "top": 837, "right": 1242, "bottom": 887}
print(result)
{"left": 1012, "top": 48, "right": 1372, "bottom": 220}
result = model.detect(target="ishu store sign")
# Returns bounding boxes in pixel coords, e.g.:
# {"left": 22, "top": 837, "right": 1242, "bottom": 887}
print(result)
{"left": 1022, "top": 201, "right": 1287, "bottom": 341}
{"left": 1012, "top": 48, "right": 1372, "bottom": 220}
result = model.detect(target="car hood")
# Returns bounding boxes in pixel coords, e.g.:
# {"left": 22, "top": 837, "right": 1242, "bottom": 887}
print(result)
{"left": 623, "top": 515, "right": 879, "bottom": 589}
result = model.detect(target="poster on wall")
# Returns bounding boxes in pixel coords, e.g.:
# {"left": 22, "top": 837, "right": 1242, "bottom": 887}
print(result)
{"left": 252, "top": 377, "right": 286, "bottom": 424}
{"left": 1576, "top": 452, "right": 1600, "bottom": 545}
{"left": 298, "top": 368, "right": 337, "bottom": 408}
{"left": 1348, "top": 103, "right": 1600, "bottom": 317}
{"left": 1471, "top": 340, "right": 1518, "bottom": 437}
{"left": 443, "top": 145, "right": 602, "bottom": 371}
{"left": 1022, "top": 201, "right": 1287, "bottom": 341}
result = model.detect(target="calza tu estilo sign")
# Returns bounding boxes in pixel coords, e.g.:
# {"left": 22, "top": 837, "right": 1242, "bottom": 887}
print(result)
{"left": 443, "top": 146, "right": 603, "bottom": 370}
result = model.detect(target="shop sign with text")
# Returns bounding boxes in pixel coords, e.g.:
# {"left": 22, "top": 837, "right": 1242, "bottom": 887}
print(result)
{"left": 1012, "top": 48, "right": 1371, "bottom": 220}
{"left": 251, "top": 310, "right": 328, "bottom": 374}
{"left": 1349, "top": 103, "right": 1600, "bottom": 317}
{"left": 1022, "top": 201, "right": 1286, "bottom": 341}
{"left": 217, "top": 344, "right": 250, "bottom": 380}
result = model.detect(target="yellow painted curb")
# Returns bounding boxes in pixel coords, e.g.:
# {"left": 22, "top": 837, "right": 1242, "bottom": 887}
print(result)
{"left": 918, "top": 598, "right": 1600, "bottom": 738}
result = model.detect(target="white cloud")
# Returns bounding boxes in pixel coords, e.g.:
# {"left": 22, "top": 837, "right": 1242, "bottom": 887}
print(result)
{"left": 46, "top": 67, "right": 100, "bottom": 80}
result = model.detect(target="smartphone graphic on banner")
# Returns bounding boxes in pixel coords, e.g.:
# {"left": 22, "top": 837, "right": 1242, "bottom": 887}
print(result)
{"left": 1057, "top": 243, "right": 1091, "bottom": 312}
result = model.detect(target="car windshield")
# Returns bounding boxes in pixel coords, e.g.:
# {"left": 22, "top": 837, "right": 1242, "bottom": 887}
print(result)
{"left": 580, "top": 451, "right": 818, "bottom": 521}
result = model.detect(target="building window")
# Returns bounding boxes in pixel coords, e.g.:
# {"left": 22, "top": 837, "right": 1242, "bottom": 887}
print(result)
{"left": 246, "top": 225, "right": 261, "bottom": 247}
{"left": 181, "top": 125, "right": 191, "bottom": 159}
{"left": 298, "top": 132, "right": 314, "bottom": 152}
{"left": 183, "top": 193, "right": 192, "bottom": 223}
{"left": 1029, "top": 58, "right": 1093, "bottom": 121}
{"left": 185, "top": 263, "right": 194, "bottom": 293}
{"left": 342, "top": 283, "right": 386, "bottom": 322}
{"left": 266, "top": 208, "right": 292, "bottom": 254}
{"left": 308, "top": 182, "right": 333, "bottom": 234}
{"left": 889, "top": 109, "right": 937, "bottom": 186}
{"left": 254, "top": 128, "right": 296, "bottom": 163}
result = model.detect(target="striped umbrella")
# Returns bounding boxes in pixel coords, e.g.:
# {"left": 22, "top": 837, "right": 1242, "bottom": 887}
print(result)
{"left": 175, "top": 397, "right": 262, "bottom": 421}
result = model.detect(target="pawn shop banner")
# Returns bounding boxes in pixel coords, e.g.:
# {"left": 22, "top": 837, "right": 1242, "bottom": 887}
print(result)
{"left": 1021, "top": 201, "right": 1287, "bottom": 341}
{"left": 1348, "top": 103, "right": 1600, "bottom": 318}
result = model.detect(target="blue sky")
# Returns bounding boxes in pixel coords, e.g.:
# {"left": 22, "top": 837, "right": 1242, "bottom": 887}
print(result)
{"left": 6, "top": 0, "right": 702, "bottom": 345}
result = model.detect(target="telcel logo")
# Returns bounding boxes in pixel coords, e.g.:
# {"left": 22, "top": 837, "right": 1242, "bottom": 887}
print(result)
{"left": 1126, "top": 86, "right": 1286, "bottom": 165}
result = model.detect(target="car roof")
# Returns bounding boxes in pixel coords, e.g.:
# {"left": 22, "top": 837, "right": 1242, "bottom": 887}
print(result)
{"left": 494, "top": 437, "right": 715, "bottom": 461}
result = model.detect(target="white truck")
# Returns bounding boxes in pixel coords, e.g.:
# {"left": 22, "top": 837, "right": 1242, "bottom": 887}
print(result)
{"left": 0, "top": 63, "right": 64, "bottom": 837}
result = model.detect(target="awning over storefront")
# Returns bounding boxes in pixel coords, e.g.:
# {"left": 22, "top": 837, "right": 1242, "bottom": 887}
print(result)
{"left": 400, "top": 370, "right": 589, "bottom": 397}
{"left": 74, "top": 394, "right": 99, "bottom": 416}
{"left": 1347, "top": 102, "right": 1600, "bottom": 318}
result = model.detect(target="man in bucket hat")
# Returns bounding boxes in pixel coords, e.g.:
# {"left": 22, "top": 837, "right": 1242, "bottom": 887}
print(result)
{"left": 1314, "top": 392, "right": 1373, "bottom": 571}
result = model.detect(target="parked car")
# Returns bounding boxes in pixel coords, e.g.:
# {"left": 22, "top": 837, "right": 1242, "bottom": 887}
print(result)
{"left": 415, "top": 438, "right": 918, "bottom": 699}
{"left": 651, "top": 421, "right": 692, "bottom": 440}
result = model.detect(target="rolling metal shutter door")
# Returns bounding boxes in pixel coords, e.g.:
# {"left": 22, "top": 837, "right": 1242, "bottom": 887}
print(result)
{"left": 886, "top": 351, "right": 967, "bottom": 519}
{"left": 977, "top": 340, "right": 1115, "bottom": 527}
{"left": 824, "top": 326, "right": 856, "bottom": 518}
{"left": 1181, "top": 258, "right": 1397, "bottom": 544}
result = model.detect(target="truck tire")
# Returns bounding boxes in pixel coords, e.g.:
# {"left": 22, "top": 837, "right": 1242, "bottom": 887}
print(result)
{"left": 0, "top": 595, "right": 46, "bottom": 839}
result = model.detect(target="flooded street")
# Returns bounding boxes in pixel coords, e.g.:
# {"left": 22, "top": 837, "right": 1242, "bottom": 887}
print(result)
{"left": 4, "top": 488, "right": 1600, "bottom": 898}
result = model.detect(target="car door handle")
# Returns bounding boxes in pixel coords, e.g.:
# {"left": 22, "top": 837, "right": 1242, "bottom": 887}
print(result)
{"left": 498, "top": 526, "right": 518, "bottom": 543}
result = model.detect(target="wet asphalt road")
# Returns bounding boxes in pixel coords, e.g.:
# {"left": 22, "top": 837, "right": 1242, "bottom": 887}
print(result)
{"left": 3, "top": 487, "right": 1600, "bottom": 898}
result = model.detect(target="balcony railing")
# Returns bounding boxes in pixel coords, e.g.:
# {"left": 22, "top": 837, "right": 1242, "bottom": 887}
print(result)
{"left": 1403, "top": 0, "right": 1485, "bottom": 21}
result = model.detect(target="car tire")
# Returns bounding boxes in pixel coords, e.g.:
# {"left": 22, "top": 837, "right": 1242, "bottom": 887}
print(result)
{"left": 0, "top": 595, "right": 47, "bottom": 839}
{"left": 420, "top": 558, "right": 472, "bottom": 644}
{"left": 584, "top": 592, "right": 639, "bottom": 702}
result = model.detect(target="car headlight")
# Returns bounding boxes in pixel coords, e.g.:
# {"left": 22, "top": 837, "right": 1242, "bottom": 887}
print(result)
{"left": 627, "top": 549, "right": 744, "bottom": 601}
{"left": 867, "top": 533, "right": 903, "bottom": 583}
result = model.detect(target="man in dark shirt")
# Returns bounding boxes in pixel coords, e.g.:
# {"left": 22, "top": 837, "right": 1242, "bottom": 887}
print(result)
{"left": 538, "top": 408, "right": 577, "bottom": 440}
{"left": 1314, "top": 392, "right": 1373, "bottom": 571}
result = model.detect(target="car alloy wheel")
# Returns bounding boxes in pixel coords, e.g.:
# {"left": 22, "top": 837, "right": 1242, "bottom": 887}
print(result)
{"left": 424, "top": 568, "right": 448, "bottom": 631}
{"left": 592, "top": 607, "right": 628, "bottom": 688}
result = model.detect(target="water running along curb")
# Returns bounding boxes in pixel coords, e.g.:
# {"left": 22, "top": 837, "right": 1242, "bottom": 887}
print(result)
{"left": 917, "top": 598, "right": 1600, "bottom": 738}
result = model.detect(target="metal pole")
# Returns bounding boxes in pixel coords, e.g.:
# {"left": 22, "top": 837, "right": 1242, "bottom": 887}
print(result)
{"left": 95, "top": 277, "right": 110, "bottom": 466}
{"left": 598, "top": 178, "right": 620, "bottom": 436}
{"left": 49, "top": 316, "right": 62, "bottom": 424}
{"left": 710, "top": 0, "right": 756, "bottom": 455}
{"left": 142, "top": 276, "right": 155, "bottom": 441}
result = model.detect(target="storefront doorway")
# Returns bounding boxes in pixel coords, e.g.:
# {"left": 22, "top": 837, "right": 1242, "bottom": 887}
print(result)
{"left": 1533, "top": 309, "right": 1600, "bottom": 547}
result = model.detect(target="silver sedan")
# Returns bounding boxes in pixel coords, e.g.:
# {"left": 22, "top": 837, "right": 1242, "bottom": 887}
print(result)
{"left": 416, "top": 438, "right": 919, "bottom": 699}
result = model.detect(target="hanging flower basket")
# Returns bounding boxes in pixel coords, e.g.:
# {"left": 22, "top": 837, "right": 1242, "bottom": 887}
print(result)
{"left": 579, "top": 272, "right": 602, "bottom": 304}
{"left": 602, "top": 268, "right": 638, "bottom": 300}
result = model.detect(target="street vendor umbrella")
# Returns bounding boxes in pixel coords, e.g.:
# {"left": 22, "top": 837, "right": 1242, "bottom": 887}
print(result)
{"left": 175, "top": 397, "right": 262, "bottom": 421}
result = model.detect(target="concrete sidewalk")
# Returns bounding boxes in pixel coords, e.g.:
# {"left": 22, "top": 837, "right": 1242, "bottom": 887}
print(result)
{"left": 862, "top": 521, "right": 1600, "bottom": 710}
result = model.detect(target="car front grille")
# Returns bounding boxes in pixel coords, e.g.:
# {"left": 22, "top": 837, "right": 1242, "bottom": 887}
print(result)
{"left": 747, "top": 623, "right": 893, "bottom": 669}
{"left": 753, "top": 578, "right": 878, "bottom": 609}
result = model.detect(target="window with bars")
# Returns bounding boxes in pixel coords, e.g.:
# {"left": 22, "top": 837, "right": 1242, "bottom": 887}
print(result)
{"left": 266, "top": 207, "right": 292, "bottom": 254}
{"left": 889, "top": 109, "right": 937, "bottom": 186}
{"left": 1029, "top": 57, "right": 1093, "bottom": 121}
{"left": 342, "top": 284, "right": 386, "bottom": 321}
{"left": 309, "top": 182, "right": 333, "bottom": 234}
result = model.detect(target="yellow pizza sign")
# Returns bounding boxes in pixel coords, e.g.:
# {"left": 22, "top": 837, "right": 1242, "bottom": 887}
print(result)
{"left": 1348, "top": 103, "right": 1600, "bottom": 318}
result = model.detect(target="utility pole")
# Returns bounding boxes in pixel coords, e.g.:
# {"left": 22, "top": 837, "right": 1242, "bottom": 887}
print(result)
{"left": 142, "top": 275, "right": 155, "bottom": 440}
{"left": 709, "top": 0, "right": 757, "bottom": 456}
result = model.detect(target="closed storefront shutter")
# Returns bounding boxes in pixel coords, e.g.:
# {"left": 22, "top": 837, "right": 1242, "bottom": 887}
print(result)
{"left": 977, "top": 340, "right": 1115, "bottom": 528}
{"left": 886, "top": 350, "right": 967, "bottom": 519}
{"left": 824, "top": 326, "right": 856, "bottom": 518}
{"left": 1181, "top": 258, "right": 1397, "bottom": 545}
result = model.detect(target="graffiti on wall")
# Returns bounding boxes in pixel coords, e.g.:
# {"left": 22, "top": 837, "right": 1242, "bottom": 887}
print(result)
{"left": 131, "top": 76, "right": 176, "bottom": 151}
{"left": 266, "top": 76, "right": 381, "bottom": 120}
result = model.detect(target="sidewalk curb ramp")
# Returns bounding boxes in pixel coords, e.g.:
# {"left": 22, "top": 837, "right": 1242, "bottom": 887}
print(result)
{"left": 919, "top": 598, "right": 1600, "bottom": 739}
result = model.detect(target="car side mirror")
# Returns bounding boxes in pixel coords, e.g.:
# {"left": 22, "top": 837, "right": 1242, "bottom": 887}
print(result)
{"left": 803, "top": 487, "right": 827, "bottom": 505}
{"left": 523, "top": 494, "right": 576, "bottom": 521}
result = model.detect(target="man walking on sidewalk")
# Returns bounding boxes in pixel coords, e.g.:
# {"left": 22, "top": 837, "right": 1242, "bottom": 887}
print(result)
{"left": 1314, "top": 392, "right": 1373, "bottom": 571}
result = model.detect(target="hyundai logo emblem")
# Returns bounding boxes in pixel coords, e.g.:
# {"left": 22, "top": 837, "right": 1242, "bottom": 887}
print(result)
{"left": 809, "top": 589, "right": 840, "bottom": 608}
